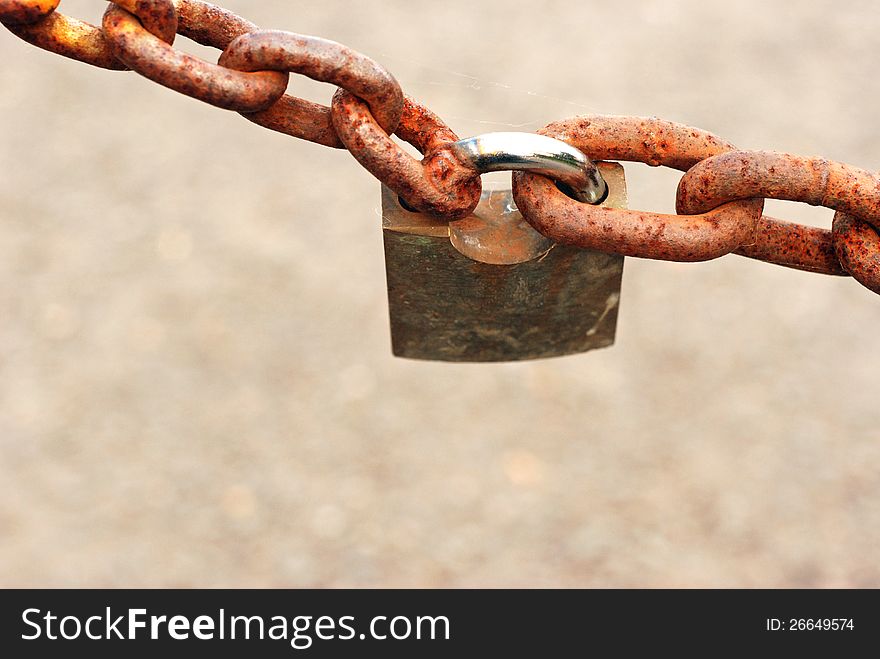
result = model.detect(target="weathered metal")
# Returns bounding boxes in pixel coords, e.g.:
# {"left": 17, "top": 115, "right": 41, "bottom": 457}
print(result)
{"left": 512, "top": 116, "right": 763, "bottom": 261}
{"left": 676, "top": 150, "right": 880, "bottom": 289}
{"left": 676, "top": 151, "right": 880, "bottom": 215}
{"left": 2, "top": 4, "right": 127, "bottom": 69}
{"left": 112, "top": 0, "right": 178, "bottom": 45}
{"left": 175, "top": 0, "right": 257, "bottom": 47}
{"left": 382, "top": 162, "right": 627, "bottom": 362}
{"left": 102, "top": 2, "right": 288, "bottom": 112}
{"left": 1, "top": 0, "right": 176, "bottom": 69}
{"left": 218, "top": 29, "right": 403, "bottom": 148}
{"left": 0, "top": 0, "right": 57, "bottom": 25}
{"left": 332, "top": 93, "right": 482, "bottom": 219}
{"left": 733, "top": 217, "right": 846, "bottom": 275}
{"left": 833, "top": 213, "right": 880, "bottom": 293}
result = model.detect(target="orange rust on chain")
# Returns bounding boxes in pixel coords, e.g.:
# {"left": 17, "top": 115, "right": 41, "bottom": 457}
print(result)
{"left": 219, "top": 30, "right": 403, "bottom": 148}
{"left": 734, "top": 217, "right": 846, "bottom": 275}
{"left": 236, "top": 96, "right": 343, "bottom": 149}
{"left": 676, "top": 151, "right": 880, "bottom": 289}
{"left": 174, "top": 0, "right": 255, "bottom": 48}
{"left": 102, "top": 1, "right": 288, "bottom": 113}
{"left": 111, "top": 0, "right": 178, "bottom": 45}
{"left": 177, "top": 4, "right": 353, "bottom": 149}
{"left": 1, "top": 1, "right": 177, "bottom": 68}
{"left": 1, "top": 1, "right": 125, "bottom": 69}
{"left": 0, "top": 0, "right": 57, "bottom": 25}
{"left": 511, "top": 116, "right": 763, "bottom": 261}
{"left": 833, "top": 213, "right": 880, "bottom": 294}
{"left": 393, "top": 97, "right": 461, "bottom": 154}
{"left": 331, "top": 93, "right": 481, "bottom": 219}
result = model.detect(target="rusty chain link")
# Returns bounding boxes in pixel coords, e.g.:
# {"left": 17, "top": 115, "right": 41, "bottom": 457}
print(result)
{"left": 103, "top": 1, "right": 288, "bottom": 112}
{"left": 675, "top": 151, "right": 880, "bottom": 292}
{"left": 511, "top": 116, "right": 764, "bottom": 262}
{"left": 3, "top": 0, "right": 880, "bottom": 296}
{"left": 332, "top": 92, "right": 482, "bottom": 219}
{"left": 219, "top": 30, "right": 405, "bottom": 148}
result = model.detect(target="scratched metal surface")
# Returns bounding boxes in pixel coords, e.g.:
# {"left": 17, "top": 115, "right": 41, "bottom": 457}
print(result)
{"left": 1, "top": 0, "right": 879, "bottom": 586}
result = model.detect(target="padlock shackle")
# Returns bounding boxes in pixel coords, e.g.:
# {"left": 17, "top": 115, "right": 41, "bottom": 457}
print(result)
{"left": 447, "top": 132, "right": 608, "bottom": 205}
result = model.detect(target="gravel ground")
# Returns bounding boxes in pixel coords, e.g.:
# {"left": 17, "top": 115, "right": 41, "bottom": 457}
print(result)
{"left": 1, "top": 0, "right": 879, "bottom": 587}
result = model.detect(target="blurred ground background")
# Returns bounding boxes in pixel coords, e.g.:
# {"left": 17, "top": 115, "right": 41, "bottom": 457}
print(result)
{"left": 1, "top": 0, "right": 879, "bottom": 587}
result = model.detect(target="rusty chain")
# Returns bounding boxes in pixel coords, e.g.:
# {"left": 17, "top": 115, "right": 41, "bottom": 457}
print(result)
{"left": 3, "top": 0, "right": 880, "bottom": 295}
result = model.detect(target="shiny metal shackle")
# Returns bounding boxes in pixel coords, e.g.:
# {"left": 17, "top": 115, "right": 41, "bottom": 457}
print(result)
{"left": 448, "top": 131, "right": 608, "bottom": 204}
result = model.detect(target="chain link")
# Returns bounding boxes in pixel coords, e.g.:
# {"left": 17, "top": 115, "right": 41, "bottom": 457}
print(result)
{"left": 103, "top": 1, "right": 287, "bottom": 112}
{"left": 332, "top": 92, "right": 482, "bottom": 219}
{"left": 3, "top": 0, "right": 880, "bottom": 295}
{"left": 511, "top": 116, "right": 764, "bottom": 262}
{"left": 218, "top": 29, "right": 404, "bottom": 147}
{"left": 675, "top": 151, "right": 880, "bottom": 290}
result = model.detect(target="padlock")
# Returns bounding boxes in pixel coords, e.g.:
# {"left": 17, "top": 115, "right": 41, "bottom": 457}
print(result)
{"left": 381, "top": 160, "right": 627, "bottom": 362}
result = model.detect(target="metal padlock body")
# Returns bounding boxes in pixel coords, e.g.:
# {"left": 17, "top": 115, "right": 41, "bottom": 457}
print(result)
{"left": 381, "top": 162, "right": 627, "bottom": 362}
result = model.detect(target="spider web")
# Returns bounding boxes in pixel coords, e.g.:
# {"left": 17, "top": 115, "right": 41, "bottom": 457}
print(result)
{"left": 374, "top": 51, "right": 601, "bottom": 133}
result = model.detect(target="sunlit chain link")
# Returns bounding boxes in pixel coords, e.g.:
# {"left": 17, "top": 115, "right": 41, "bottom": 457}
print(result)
{"left": 0, "top": 0, "right": 57, "bottom": 25}
{"left": 2, "top": 2, "right": 880, "bottom": 295}
{"left": 0, "top": 0, "right": 179, "bottom": 69}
